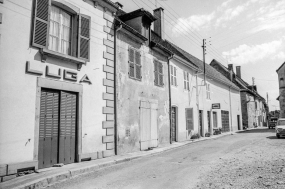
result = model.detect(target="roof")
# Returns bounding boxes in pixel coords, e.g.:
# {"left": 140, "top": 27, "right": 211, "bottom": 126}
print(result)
{"left": 118, "top": 8, "right": 157, "bottom": 22}
{"left": 169, "top": 43, "right": 239, "bottom": 90}
{"left": 210, "top": 59, "right": 266, "bottom": 101}
{"left": 276, "top": 61, "right": 285, "bottom": 73}
{"left": 102, "top": 0, "right": 121, "bottom": 9}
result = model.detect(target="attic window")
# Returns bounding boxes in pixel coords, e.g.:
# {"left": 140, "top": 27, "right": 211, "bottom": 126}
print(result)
{"left": 280, "top": 78, "right": 284, "bottom": 81}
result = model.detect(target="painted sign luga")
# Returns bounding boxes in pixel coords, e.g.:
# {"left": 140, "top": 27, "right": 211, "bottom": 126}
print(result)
{"left": 26, "top": 61, "right": 92, "bottom": 84}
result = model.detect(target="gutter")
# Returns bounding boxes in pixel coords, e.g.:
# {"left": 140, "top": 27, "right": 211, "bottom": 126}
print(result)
{"left": 168, "top": 54, "right": 174, "bottom": 144}
{"left": 229, "top": 86, "right": 233, "bottom": 133}
{"left": 114, "top": 24, "right": 122, "bottom": 155}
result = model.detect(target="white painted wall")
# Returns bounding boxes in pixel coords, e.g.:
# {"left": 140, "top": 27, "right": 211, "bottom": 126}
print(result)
{"left": 0, "top": 0, "right": 108, "bottom": 164}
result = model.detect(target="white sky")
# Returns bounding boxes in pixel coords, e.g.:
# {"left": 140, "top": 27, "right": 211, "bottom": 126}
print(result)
{"left": 117, "top": 0, "right": 285, "bottom": 111}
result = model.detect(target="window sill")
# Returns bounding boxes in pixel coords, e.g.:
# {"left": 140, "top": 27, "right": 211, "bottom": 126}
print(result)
{"left": 129, "top": 76, "right": 142, "bottom": 81}
{"left": 40, "top": 48, "right": 86, "bottom": 70}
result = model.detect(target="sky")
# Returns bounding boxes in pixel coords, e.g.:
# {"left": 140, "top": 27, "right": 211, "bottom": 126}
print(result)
{"left": 117, "top": 0, "right": 285, "bottom": 111}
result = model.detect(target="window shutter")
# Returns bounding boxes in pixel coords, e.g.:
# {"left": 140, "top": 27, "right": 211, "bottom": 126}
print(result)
{"left": 32, "top": 0, "right": 51, "bottom": 48}
{"left": 186, "top": 108, "right": 194, "bottom": 130}
{"left": 158, "top": 62, "right": 163, "bottom": 86}
{"left": 174, "top": 67, "right": 177, "bottom": 86}
{"left": 135, "top": 51, "right": 141, "bottom": 79}
{"left": 154, "top": 61, "right": 158, "bottom": 85}
{"left": 129, "top": 48, "right": 135, "bottom": 78}
{"left": 170, "top": 65, "right": 173, "bottom": 85}
{"left": 78, "top": 14, "right": 91, "bottom": 61}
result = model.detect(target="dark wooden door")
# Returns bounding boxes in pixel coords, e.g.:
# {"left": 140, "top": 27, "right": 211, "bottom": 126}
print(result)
{"left": 199, "top": 110, "right": 203, "bottom": 136}
{"left": 39, "top": 89, "right": 59, "bottom": 169}
{"left": 213, "top": 112, "right": 218, "bottom": 128}
{"left": 207, "top": 111, "right": 211, "bottom": 132}
{"left": 237, "top": 115, "right": 241, "bottom": 130}
{"left": 171, "top": 107, "right": 177, "bottom": 142}
{"left": 39, "top": 89, "right": 77, "bottom": 169}
{"left": 59, "top": 91, "right": 77, "bottom": 165}
{"left": 221, "top": 110, "right": 230, "bottom": 132}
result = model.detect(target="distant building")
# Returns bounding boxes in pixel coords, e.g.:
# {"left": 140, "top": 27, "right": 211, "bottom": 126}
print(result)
{"left": 276, "top": 61, "right": 285, "bottom": 118}
{"left": 210, "top": 60, "right": 268, "bottom": 128}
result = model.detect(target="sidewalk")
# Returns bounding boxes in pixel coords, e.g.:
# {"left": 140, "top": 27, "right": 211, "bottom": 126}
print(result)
{"left": 0, "top": 130, "right": 244, "bottom": 189}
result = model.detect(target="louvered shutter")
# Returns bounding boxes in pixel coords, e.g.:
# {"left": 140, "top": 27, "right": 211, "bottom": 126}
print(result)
{"left": 154, "top": 61, "right": 158, "bottom": 85}
{"left": 135, "top": 51, "right": 141, "bottom": 80}
{"left": 129, "top": 48, "right": 135, "bottom": 78}
{"left": 32, "top": 0, "right": 51, "bottom": 48}
{"left": 174, "top": 67, "right": 177, "bottom": 86}
{"left": 158, "top": 62, "right": 163, "bottom": 86}
{"left": 186, "top": 108, "right": 194, "bottom": 130}
{"left": 170, "top": 65, "right": 173, "bottom": 85}
{"left": 78, "top": 14, "right": 91, "bottom": 61}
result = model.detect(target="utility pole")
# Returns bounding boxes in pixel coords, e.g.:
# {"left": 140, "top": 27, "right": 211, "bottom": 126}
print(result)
{"left": 252, "top": 77, "right": 255, "bottom": 86}
{"left": 202, "top": 39, "right": 206, "bottom": 85}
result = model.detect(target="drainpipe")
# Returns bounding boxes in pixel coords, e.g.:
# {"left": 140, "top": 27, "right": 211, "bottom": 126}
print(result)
{"left": 229, "top": 86, "right": 233, "bottom": 133}
{"left": 168, "top": 54, "right": 173, "bottom": 144}
{"left": 114, "top": 23, "right": 122, "bottom": 155}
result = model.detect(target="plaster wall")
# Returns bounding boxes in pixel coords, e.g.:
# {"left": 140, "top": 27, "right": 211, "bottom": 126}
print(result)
{"left": 278, "top": 65, "right": 285, "bottom": 118}
{"left": 0, "top": 0, "right": 113, "bottom": 165}
{"left": 116, "top": 32, "right": 170, "bottom": 154}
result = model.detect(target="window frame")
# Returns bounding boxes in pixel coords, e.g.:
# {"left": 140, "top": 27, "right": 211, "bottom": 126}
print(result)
{"left": 170, "top": 65, "right": 177, "bottom": 87}
{"left": 154, "top": 60, "right": 164, "bottom": 87}
{"left": 128, "top": 47, "right": 142, "bottom": 81}
{"left": 32, "top": 0, "right": 90, "bottom": 64}
{"left": 206, "top": 83, "right": 211, "bottom": 100}
{"left": 183, "top": 71, "right": 190, "bottom": 91}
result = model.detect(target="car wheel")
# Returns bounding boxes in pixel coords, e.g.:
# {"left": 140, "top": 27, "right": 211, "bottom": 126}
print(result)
{"left": 276, "top": 134, "right": 280, "bottom": 139}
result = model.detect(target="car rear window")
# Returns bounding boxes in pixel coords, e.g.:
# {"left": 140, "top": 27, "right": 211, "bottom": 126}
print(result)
{"left": 277, "top": 120, "right": 285, "bottom": 125}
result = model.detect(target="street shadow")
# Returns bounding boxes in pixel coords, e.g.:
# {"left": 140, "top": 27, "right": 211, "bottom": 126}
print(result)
{"left": 236, "top": 128, "right": 275, "bottom": 134}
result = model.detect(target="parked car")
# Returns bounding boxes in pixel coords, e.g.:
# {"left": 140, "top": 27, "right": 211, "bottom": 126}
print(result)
{"left": 276, "top": 118, "right": 285, "bottom": 138}
{"left": 269, "top": 117, "right": 278, "bottom": 129}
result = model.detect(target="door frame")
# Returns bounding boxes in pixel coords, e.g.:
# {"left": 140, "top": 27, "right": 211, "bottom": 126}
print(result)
{"left": 34, "top": 78, "right": 83, "bottom": 165}
{"left": 171, "top": 106, "right": 178, "bottom": 142}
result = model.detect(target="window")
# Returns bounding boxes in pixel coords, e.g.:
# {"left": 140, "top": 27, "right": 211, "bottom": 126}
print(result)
{"left": 170, "top": 65, "right": 177, "bottom": 86}
{"left": 154, "top": 60, "right": 164, "bottom": 87}
{"left": 183, "top": 71, "right": 190, "bottom": 90}
{"left": 185, "top": 108, "right": 194, "bottom": 130}
{"left": 206, "top": 83, "right": 211, "bottom": 99}
{"left": 128, "top": 47, "right": 141, "bottom": 80}
{"left": 32, "top": 0, "right": 90, "bottom": 61}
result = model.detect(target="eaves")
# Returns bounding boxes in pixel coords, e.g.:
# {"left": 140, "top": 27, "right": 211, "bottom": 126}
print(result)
{"left": 172, "top": 55, "right": 200, "bottom": 72}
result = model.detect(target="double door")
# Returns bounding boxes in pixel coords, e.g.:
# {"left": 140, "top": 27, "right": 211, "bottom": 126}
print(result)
{"left": 38, "top": 89, "right": 77, "bottom": 169}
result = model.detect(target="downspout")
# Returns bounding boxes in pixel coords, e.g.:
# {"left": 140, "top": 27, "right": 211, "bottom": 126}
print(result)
{"left": 168, "top": 54, "right": 173, "bottom": 144}
{"left": 114, "top": 23, "right": 122, "bottom": 155}
{"left": 229, "top": 86, "right": 233, "bottom": 133}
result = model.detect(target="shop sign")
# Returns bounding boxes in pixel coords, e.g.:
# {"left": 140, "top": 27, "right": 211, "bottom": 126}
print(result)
{"left": 26, "top": 61, "right": 92, "bottom": 84}
{"left": 212, "top": 103, "right": 220, "bottom": 109}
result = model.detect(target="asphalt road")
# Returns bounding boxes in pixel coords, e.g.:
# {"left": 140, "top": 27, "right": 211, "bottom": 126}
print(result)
{"left": 48, "top": 128, "right": 284, "bottom": 189}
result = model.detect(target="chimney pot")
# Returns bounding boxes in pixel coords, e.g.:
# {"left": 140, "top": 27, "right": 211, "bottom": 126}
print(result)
{"left": 236, "top": 66, "right": 241, "bottom": 78}
{"left": 228, "top": 64, "right": 233, "bottom": 71}
{"left": 153, "top": 7, "right": 164, "bottom": 39}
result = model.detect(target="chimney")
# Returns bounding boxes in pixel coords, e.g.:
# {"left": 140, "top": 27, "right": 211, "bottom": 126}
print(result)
{"left": 114, "top": 2, "right": 123, "bottom": 9}
{"left": 153, "top": 7, "right": 164, "bottom": 39}
{"left": 228, "top": 64, "right": 233, "bottom": 81}
{"left": 236, "top": 66, "right": 241, "bottom": 78}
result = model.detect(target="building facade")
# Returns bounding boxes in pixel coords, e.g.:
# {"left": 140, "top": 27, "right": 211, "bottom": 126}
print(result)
{"left": 0, "top": 0, "right": 120, "bottom": 179}
{"left": 211, "top": 60, "right": 268, "bottom": 128}
{"left": 277, "top": 62, "right": 285, "bottom": 118}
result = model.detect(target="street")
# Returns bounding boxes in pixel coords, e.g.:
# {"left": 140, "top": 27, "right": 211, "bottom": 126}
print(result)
{"left": 47, "top": 128, "right": 285, "bottom": 189}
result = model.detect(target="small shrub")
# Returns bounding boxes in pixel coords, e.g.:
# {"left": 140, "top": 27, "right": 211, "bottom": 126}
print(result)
{"left": 205, "top": 132, "right": 211, "bottom": 137}
{"left": 190, "top": 133, "right": 200, "bottom": 139}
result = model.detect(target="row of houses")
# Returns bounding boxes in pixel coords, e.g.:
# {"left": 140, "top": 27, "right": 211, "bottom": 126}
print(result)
{"left": 0, "top": 0, "right": 267, "bottom": 181}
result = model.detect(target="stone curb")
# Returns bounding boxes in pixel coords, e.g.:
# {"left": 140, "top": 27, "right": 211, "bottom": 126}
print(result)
{"left": 1, "top": 131, "right": 241, "bottom": 189}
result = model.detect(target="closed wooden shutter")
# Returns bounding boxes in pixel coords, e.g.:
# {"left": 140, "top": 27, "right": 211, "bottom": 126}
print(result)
{"left": 129, "top": 48, "right": 135, "bottom": 78}
{"left": 170, "top": 65, "right": 173, "bottom": 85}
{"left": 186, "top": 108, "right": 194, "bottom": 130}
{"left": 158, "top": 62, "right": 163, "bottom": 86}
{"left": 78, "top": 14, "right": 91, "bottom": 61}
{"left": 174, "top": 67, "right": 177, "bottom": 86}
{"left": 135, "top": 51, "right": 141, "bottom": 80}
{"left": 221, "top": 110, "right": 230, "bottom": 132}
{"left": 150, "top": 103, "right": 158, "bottom": 147}
{"left": 32, "top": 0, "right": 51, "bottom": 48}
{"left": 39, "top": 89, "right": 59, "bottom": 169}
{"left": 140, "top": 101, "right": 151, "bottom": 150}
{"left": 154, "top": 61, "right": 158, "bottom": 85}
{"left": 59, "top": 91, "right": 77, "bottom": 165}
